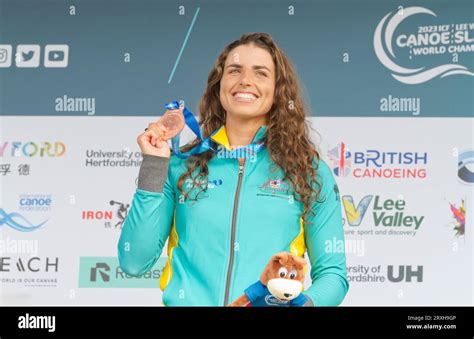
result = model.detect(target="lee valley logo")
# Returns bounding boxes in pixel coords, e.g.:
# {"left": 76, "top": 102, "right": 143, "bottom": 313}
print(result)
{"left": 18, "top": 313, "right": 55, "bottom": 333}
{"left": 79, "top": 257, "right": 167, "bottom": 288}
{"left": 342, "top": 195, "right": 425, "bottom": 237}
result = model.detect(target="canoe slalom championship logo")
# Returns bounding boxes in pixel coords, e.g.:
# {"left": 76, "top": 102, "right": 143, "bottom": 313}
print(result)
{"left": 374, "top": 6, "right": 474, "bottom": 84}
{"left": 458, "top": 149, "right": 474, "bottom": 185}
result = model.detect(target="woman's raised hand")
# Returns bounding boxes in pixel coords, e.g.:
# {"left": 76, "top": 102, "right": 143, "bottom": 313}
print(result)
{"left": 137, "top": 107, "right": 185, "bottom": 158}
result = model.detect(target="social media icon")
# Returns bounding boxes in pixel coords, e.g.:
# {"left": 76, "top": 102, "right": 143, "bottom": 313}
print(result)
{"left": 16, "top": 45, "right": 40, "bottom": 67}
{"left": 49, "top": 50, "right": 64, "bottom": 61}
{"left": 22, "top": 50, "right": 35, "bottom": 61}
{"left": 0, "top": 45, "right": 13, "bottom": 67}
{"left": 44, "top": 45, "right": 69, "bottom": 68}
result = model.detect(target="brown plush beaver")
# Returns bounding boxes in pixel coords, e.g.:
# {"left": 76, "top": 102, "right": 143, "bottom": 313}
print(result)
{"left": 228, "top": 252, "right": 309, "bottom": 307}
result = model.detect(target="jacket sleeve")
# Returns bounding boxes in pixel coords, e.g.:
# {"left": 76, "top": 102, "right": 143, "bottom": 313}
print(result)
{"left": 118, "top": 154, "right": 176, "bottom": 276}
{"left": 302, "top": 159, "right": 349, "bottom": 306}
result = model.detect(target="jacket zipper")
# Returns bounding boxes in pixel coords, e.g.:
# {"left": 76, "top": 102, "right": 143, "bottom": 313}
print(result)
{"left": 223, "top": 160, "right": 245, "bottom": 305}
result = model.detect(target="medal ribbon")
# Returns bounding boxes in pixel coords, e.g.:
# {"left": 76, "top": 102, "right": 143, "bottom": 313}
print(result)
{"left": 164, "top": 100, "right": 266, "bottom": 159}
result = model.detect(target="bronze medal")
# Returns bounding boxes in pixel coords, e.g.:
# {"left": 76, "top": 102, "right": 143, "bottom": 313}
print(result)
{"left": 157, "top": 109, "right": 185, "bottom": 140}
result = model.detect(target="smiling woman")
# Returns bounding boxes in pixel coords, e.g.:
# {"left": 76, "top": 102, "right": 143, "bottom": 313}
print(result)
{"left": 118, "top": 32, "right": 349, "bottom": 307}
{"left": 220, "top": 44, "right": 275, "bottom": 125}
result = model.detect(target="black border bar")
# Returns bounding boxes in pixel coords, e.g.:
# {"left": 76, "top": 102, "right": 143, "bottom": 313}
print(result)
{"left": 0, "top": 306, "right": 472, "bottom": 337}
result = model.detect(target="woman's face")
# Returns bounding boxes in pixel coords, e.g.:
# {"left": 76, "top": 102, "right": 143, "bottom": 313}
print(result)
{"left": 219, "top": 43, "right": 275, "bottom": 122}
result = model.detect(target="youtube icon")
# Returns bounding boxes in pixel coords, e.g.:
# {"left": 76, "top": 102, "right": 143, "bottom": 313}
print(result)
{"left": 44, "top": 44, "right": 69, "bottom": 67}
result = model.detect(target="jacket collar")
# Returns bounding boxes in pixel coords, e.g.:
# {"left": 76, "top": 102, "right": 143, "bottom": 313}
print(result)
{"left": 210, "top": 125, "right": 267, "bottom": 151}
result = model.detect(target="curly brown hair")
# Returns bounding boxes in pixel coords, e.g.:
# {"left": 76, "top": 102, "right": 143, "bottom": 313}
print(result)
{"left": 176, "top": 32, "right": 322, "bottom": 225}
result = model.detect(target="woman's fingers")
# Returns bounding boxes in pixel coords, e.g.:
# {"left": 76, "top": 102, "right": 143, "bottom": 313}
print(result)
{"left": 141, "top": 128, "right": 156, "bottom": 146}
{"left": 146, "top": 123, "right": 166, "bottom": 145}
{"left": 144, "top": 109, "right": 183, "bottom": 143}
{"left": 137, "top": 122, "right": 172, "bottom": 158}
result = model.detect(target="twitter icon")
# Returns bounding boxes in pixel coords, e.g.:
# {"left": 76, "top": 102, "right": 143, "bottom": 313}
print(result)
{"left": 16, "top": 45, "right": 40, "bottom": 67}
{"left": 22, "top": 50, "right": 35, "bottom": 61}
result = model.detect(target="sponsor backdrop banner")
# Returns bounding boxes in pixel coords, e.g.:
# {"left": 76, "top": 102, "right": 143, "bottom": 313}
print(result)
{"left": 0, "top": 0, "right": 473, "bottom": 306}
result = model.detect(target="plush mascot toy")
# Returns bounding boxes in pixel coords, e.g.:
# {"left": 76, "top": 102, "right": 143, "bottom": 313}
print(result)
{"left": 228, "top": 252, "right": 309, "bottom": 307}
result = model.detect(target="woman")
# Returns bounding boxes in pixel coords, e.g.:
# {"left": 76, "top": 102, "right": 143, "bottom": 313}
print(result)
{"left": 118, "top": 32, "right": 349, "bottom": 306}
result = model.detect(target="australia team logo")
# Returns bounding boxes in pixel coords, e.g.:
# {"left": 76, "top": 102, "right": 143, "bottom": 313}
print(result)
{"left": 259, "top": 178, "right": 291, "bottom": 195}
